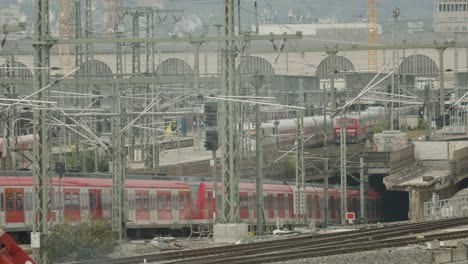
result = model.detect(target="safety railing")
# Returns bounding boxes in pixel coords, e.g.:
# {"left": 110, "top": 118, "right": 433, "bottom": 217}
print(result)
{"left": 424, "top": 194, "right": 468, "bottom": 221}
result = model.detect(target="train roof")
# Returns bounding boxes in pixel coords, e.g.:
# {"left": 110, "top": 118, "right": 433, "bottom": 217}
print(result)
{"left": 0, "top": 176, "right": 190, "bottom": 189}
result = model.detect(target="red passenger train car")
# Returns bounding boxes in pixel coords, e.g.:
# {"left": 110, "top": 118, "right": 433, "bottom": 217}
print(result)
{"left": 193, "top": 182, "right": 383, "bottom": 229}
{"left": 0, "top": 175, "right": 383, "bottom": 240}
{"left": 0, "top": 176, "right": 193, "bottom": 240}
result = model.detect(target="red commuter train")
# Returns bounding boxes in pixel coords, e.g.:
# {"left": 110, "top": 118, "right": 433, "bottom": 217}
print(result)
{"left": 0, "top": 176, "right": 383, "bottom": 240}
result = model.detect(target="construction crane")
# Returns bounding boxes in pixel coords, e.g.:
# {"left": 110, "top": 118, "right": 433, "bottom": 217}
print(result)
{"left": 59, "top": 0, "right": 70, "bottom": 75}
{"left": 367, "top": 0, "right": 377, "bottom": 71}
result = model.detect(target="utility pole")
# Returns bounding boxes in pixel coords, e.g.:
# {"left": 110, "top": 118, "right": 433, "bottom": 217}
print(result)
{"left": 323, "top": 83, "right": 329, "bottom": 227}
{"left": 391, "top": 7, "right": 400, "bottom": 130}
{"left": 359, "top": 154, "right": 366, "bottom": 224}
{"left": 255, "top": 75, "right": 264, "bottom": 235}
{"left": 340, "top": 112, "right": 347, "bottom": 225}
{"left": 32, "top": 0, "right": 52, "bottom": 262}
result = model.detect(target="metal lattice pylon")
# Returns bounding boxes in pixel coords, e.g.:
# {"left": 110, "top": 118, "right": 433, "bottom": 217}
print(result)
{"left": 220, "top": 0, "right": 240, "bottom": 223}
{"left": 32, "top": 0, "right": 52, "bottom": 262}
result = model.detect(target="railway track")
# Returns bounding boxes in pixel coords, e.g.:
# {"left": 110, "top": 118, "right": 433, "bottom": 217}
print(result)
{"left": 66, "top": 217, "right": 468, "bottom": 264}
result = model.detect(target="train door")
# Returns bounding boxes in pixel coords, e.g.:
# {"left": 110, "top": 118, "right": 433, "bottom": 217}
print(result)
{"left": 102, "top": 189, "right": 111, "bottom": 219}
{"left": 63, "top": 188, "right": 80, "bottom": 221}
{"left": 5, "top": 188, "right": 25, "bottom": 224}
{"left": 252, "top": 194, "right": 257, "bottom": 220}
{"left": 315, "top": 195, "right": 321, "bottom": 219}
{"left": 330, "top": 196, "right": 336, "bottom": 221}
{"left": 88, "top": 189, "right": 103, "bottom": 219}
{"left": 277, "top": 194, "right": 285, "bottom": 219}
{"left": 150, "top": 190, "right": 157, "bottom": 223}
{"left": 156, "top": 191, "right": 172, "bottom": 221}
{"left": 239, "top": 192, "right": 249, "bottom": 220}
{"left": 127, "top": 190, "right": 135, "bottom": 222}
{"left": 178, "top": 191, "right": 188, "bottom": 222}
{"left": 135, "top": 190, "right": 150, "bottom": 222}
{"left": 287, "top": 193, "right": 294, "bottom": 219}
{"left": 284, "top": 194, "right": 290, "bottom": 220}
{"left": 307, "top": 195, "right": 313, "bottom": 219}
{"left": 172, "top": 190, "right": 179, "bottom": 223}
{"left": 80, "top": 188, "right": 88, "bottom": 221}
{"left": 248, "top": 193, "right": 254, "bottom": 221}
{"left": 267, "top": 194, "right": 274, "bottom": 220}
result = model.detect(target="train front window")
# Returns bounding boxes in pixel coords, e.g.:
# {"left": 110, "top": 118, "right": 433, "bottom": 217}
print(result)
{"left": 335, "top": 119, "right": 356, "bottom": 126}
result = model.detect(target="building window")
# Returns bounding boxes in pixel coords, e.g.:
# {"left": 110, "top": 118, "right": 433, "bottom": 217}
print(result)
{"left": 443, "top": 4, "right": 447, "bottom": 12}
{"left": 455, "top": 4, "right": 459, "bottom": 11}
{"left": 464, "top": 4, "right": 467, "bottom": 11}
{"left": 463, "top": 26, "right": 467, "bottom": 31}
{"left": 448, "top": 26, "right": 452, "bottom": 32}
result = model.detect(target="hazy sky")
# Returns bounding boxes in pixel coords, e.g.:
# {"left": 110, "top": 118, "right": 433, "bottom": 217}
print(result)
{"left": 165, "top": 0, "right": 434, "bottom": 23}
{"left": 0, "top": 0, "right": 434, "bottom": 28}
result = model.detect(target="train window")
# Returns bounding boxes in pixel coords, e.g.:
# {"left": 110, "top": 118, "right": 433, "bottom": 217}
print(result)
{"left": 143, "top": 194, "right": 149, "bottom": 210}
{"left": 65, "top": 193, "right": 71, "bottom": 210}
{"left": 73, "top": 193, "right": 80, "bottom": 210}
{"left": 165, "top": 194, "right": 171, "bottom": 210}
{"left": 16, "top": 193, "right": 23, "bottom": 211}
{"left": 136, "top": 194, "right": 142, "bottom": 210}
{"left": 0, "top": 193, "right": 3, "bottom": 211}
{"left": 263, "top": 196, "right": 268, "bottom": 210}
{"left": 157, "top": 194, "right": 163, "bottom": 210}
{"left": 90, "top": 193, "right": 96, "bottom": 210}
{"left": 179, "top": 194, "right": 185, "bottom": 210}
{"left": 97, "top": 193, "right": 102, "bottom": 209}
{"left": 55, "top": 191, "right": 60, "bottom": 210}
{"left": 6, "top": 193, "right": 13, "bottom": 211}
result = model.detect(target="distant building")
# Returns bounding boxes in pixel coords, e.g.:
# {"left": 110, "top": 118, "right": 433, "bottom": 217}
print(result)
{"left": 434, "top": 0, "right": 468, "bottom": 33}
{"left": 254, "top": 23, "right": 382, "bottom": 36}
{"left": 138, "top": 0, "right": 164, "bottom": 9}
